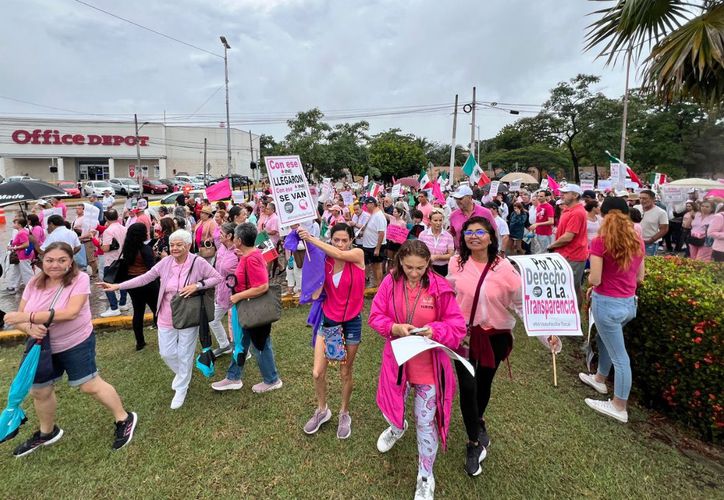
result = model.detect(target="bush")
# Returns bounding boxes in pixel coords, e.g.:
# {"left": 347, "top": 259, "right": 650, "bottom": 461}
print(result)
{"left": 624, "top": 256, "right": 723, "bottom": 442}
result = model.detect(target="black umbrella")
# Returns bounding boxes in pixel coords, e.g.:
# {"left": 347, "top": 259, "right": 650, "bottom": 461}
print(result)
{"left": 0, "top": 181, "right": 68, "bottom": 207}
{"left": 195, "top": 291, "right": 216, "bottom": 377}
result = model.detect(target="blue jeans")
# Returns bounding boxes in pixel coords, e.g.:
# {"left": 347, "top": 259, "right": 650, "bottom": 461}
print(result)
{"left": 644, "top": 242, "right": 658, "bottom": 256}
{"left": 104, "top": 266, "right": 127, "bottom": 309}
{"left": 226, "top": 334, "right": 279, "bottom": 384}
{"left": 591, "top": 292, "right": 637, "bottom": 400}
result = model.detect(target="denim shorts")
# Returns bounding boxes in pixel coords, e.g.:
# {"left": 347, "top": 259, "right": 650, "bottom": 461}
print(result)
{"left": 33, "top": 332, "right": 98, "bottom": 389}
{"left": 322, "top": 313, "right": 362, "bottom": 345}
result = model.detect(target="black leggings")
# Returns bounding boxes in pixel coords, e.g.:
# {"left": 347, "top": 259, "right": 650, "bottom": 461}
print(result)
{"left": 127, "top": 279, "right": 159, "bottom": 347}
{"left": 454, "top": 333, "right": 513, "bottom": 443}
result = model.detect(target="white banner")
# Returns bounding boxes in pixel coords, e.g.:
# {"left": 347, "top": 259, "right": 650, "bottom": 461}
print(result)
{"left": 232, "top": 191, "right": 246, "bottom": 204}
{"left": 580, "top": 180, "right": 594, "bottom": 191}
{"left": 265, "top": 155, "right": 317, "bottom": 227}
{"left": 660, "top": 186, "right": 688, "bottom": 204}
{"left": 390, "top": 183, "right": 402, "bottom": 199}
{"left": 508, "top": 254, "right": 582, "bottom": 337}
{"left": 488, "top": 180, "right": 500, "bottom": 198}
{"left": 509, "top": 179, "right": 522, "bottom": 192}
{"left": 597, "top": 180, "right": 612, "bottom": 190}
{"left": 391, "top": 335, "right": 475, "bottom": 376}
{"left": 341, "top": 190, "right": 355, "bottom": 206}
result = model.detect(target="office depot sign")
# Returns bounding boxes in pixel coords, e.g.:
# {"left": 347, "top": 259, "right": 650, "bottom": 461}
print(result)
{"left": 11, "top": 129, "right": 150, "bottom": 147}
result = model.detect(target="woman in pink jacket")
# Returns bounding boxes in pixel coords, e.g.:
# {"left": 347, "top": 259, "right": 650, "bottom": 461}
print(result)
{"left": 368, "top": 239, "right": 466, "bottom": 500}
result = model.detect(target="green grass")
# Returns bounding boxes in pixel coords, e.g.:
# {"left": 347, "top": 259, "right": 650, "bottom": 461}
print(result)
{"left": 0, "top": 303, "right": 720, "bottom": 499}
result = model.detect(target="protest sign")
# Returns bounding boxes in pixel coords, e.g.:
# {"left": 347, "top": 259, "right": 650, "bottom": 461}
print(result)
{"left": 386, "top": 224, "right": 409, "bottom": 244}
{"left": 580, "top": 180, "right": 594, "bottom": 191}
{"left": 508, "top": 254, "right": 582, "bottom": 337}
{"left": 232, "top": 191, "right": 246, "bottom": 204}
{"left": 341, "top": 190, "right": 355, "bottom": 206}
{"left": 509, "top": 179, "right": 522, "bottom": 192}
{"left": 265, "top": 155, "right": 317, "bottom": 227}
{"left": 488, "top": 180, "right": 500, "bottom": 198}
{"left": 390, "top": 183, "right": 402, "bottom": 199}
{"left": 540, "top": 178, "right": 549, "bottom": 190}
{"left": 41, "top": 207, "right": 63, "bottom": 230}
{"left": 391, "top": 336, "right": 474, "bottom": 376}
{"left": 660, "top": 186, "right": 688, "bottom": 204}
{"left": 597, "top": 180, "right": 612, "bottom": 190}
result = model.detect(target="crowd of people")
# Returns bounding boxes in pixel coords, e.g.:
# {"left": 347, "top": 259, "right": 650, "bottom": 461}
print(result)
{"left": 1, "top": 176, "right": 722, "bottom": 499}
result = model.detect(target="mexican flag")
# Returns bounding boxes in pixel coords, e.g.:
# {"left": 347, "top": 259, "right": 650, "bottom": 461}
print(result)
{"left": 606, "top": 151, "right": 643, "bottom": 187}
{"left": 651, "top": 173, "right": 667, "bottom": 186}
{"left": 369, "top": 182, "right": 382, "bottom": 198}
{"left": 437, "top": 171, "right": 449, "bottom": 190}
{"left": 254, "top": 231, "right": 279, "bottom": 264}
{"left": 418, "top": 168, "right": 431, "bottom": 189}
{"left": 470, "top": 165, "right": 491, "bottom": 187}
{"left": 461, "top": 154, "right": 477, "bottom": 177}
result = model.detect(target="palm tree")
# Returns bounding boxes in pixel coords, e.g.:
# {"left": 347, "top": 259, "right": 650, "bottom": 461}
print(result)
{"left": 585, "top": 0, "right": 724, "bottom": 107}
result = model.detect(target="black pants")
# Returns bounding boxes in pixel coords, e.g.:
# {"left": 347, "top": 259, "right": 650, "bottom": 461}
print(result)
{"left": 432, "top": 263, "right": 448, "bottom": 276}
{"left": 236, "top": 323, "right": 272, "bottom": 368}
{"left": 127, "top": 279, "right": 159, "bottom": 347}
{"left": 664, "top": 221, "right": 683, "bottom": 252}
{"left": 454, "top": 333, "right": 513, "bottom": 443}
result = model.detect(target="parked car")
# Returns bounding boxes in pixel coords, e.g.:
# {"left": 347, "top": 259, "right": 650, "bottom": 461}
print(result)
{"left": 143, "top": 178, "right": 169, "bottom": 194}
{"left": 3, "top": 175, "right": 38, "bottom": 183}
{"left": 83, "top": 181, "right": 117, "bottom": 197}
{"left": 110, "top": 178, "right": 142, "bottom": 196}
{"left": 210, "top": 175, "right": 253, "bottom": 190}
{"left": 173, "top": 176, "right": 205, "bottom": 189}
{"left": 158, "top": 178, "right": 177, "bottom": 191}
{"left": 52, "top": 180, "right": 81, "bottom": 198}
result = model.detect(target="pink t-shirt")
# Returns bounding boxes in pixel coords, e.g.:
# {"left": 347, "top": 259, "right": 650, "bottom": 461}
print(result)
{"left": 535, "top": 203, "right": 554, "bottom": 236}
{"left": 264, "top": 213, "right": 280, "bottom": 246}
{"left": 392, "top": 281, "right": 437, "bottom": 385}
{"left": 12, "top": 230, "right": 32, "bottom": 261}
{"left": 417, "top": 228, "right": 455, "bottom": 265}
{"left": 22, "top": 272, "right": 93, "bottom": 353}
{"left": 157, "top": 255, "right": 195, "bottom": 328}
{"left": 101, "top": 222, "right": 126, "bottom": 264}
{"left": 234, "top": 249, "right": 269, "bottom": 292}
{"left": 589, "top": 236, "right": 644, "bottom": 298}
{"left": 417, "top": 202, "right": 433, "bottom": 225}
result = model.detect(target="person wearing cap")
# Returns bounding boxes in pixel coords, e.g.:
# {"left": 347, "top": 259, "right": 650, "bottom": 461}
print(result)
{"left": 633, "top": 190, "right": 668, "bottom": 256}
{"left": 127, "top": 198, "right": 152, "bottom": 239}
{"left": 582, "top": 190, "right": 597, "bottom": 203}
{"left": 529, "top": 191, "right": 555, "bottom": 254}
{"left": 194, "top": 205, "right": 218, "bottom": 262}
{"left": 101, "top": 189, "right": 115, "bottom": 211}
{"left": 327, "top": 205, "right": 346, "bottom": 227}
{"left": 546, "top": 184, "right": 589, "bottom": 303}
{"left": 579, "top": 196, "right": 645, "bottom": 424}
{"left": 361, "top": 197, "right": 387, "bottom": 287}
{"left": 449, "top": 185, "right": 497, "bottom": 250}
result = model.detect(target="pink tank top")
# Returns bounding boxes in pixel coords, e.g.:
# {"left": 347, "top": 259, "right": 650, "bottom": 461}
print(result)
{"left": 322, "top": 257, "right": 365, "bottom": 322}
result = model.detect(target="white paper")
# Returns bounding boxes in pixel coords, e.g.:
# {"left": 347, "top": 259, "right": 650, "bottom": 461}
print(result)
{"left": 540, "top": 178, "right": 549, "bottom": 190}
{"left": 265, "top": 155, "right": 317, "bottom": 227}
{"left": 580, "top": 180, "right": 594, "bottom": 191}
{"left": 509, "top": 179, "right": 522, "bottom": 192}
{"left": 341, "top": 191, "right": 355, "bottom": 206}
{"left": 390, "top": 183, "right": 402, "bottom": 199}
{"left": 488, "top": 180, "right": 500, "bottom": 198}
{"left": 232, "top": 191, "right": 246, "bottom": 204}
{"left": 391, "top": 336, "right": 475, "bottom": 376}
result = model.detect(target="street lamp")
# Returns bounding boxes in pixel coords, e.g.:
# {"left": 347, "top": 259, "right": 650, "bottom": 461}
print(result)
{"left": 134, "top": 113, "right": 149, "bottom": 183}
{"left": 220, "top": 36, "right": 232, "bottom": 177}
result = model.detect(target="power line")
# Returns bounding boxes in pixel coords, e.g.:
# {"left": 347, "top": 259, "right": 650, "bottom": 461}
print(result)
{"left": 71, "top": 0, "right": 223, "bottom": 59}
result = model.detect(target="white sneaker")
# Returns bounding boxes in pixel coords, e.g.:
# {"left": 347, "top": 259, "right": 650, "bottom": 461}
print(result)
{"left": 170, "top": 390, "right": 187, "bottom": 410}
{"left": 585, "top": 398, "right": 628, "bottom": 423}
{"left": 100, "top": 308, "right": 121, "bottom": 318}
{"left": 579, "top": 373, "right": 608, "bottom": 394}
{"left": 119, "top": 304, "right": 131, "bottom": 312}
{"left": 376, "top": 420, "right": 408, "bottom": 453}
{"left": 414, "top": 474, "right": 435, "bottom": 500}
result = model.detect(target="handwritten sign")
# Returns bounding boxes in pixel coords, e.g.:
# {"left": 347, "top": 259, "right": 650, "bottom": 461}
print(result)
{"left": 488, "top": 180, "right": 500, "bottom": 198}
{"left": 265, "top": 155, "right": 317, "bottom": 227}
{"left": 386, "top": 224, "right": 409, "bottom": 244}
{"left": 232, "top": 191, "right": 246, "bottom": 204}
{"left": 660, "top": 186, "right": 688, "bottom": 204}
{"left": 509, "top": 179, "right": 522, "bottom": 192}
{"left": 597, "top": 180, "right": 612, "bottom": 190}
{"left": 540, "top": 178, "right": 549, "bottom": 190}
{"left": 390, "top": 183, "right": 402, "bottom": 199}
{"left": 580, "top": 180, "right": 594, "bottom": 191}
{"left": 508, "top": 254, "right": 582, "bottom": 337}
{"left": 341, "top": 190, "right": 355, "bottom": 206}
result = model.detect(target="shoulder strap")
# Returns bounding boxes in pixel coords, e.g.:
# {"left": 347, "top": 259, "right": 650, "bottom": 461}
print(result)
{"left": 183, "top": 256, "right": 198, "bottom": 288}
{"left": 468, "top": 259, "right": 494, "bottom": 326}
{"left": 341, "top": 261, "right": 354, "bottom": 322}
{"left": 43, "top": 284, "right": 65, "bottom": 328}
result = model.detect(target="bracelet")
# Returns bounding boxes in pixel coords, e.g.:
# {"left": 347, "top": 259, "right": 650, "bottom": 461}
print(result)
{"left": 29, "top": 312, "right": 35, "bottom": 324}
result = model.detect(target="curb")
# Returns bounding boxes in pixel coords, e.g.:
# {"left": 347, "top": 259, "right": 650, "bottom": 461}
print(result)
{"left": 1, "top": 288, "right": 381, "bottom": 341}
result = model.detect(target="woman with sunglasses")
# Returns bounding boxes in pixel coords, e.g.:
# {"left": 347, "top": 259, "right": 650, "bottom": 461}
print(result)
{"left": 447, "top": 216, "right": 560, "bottom": 477}
{"left": 208, "top": 222, "right": 239, "bottom": 357}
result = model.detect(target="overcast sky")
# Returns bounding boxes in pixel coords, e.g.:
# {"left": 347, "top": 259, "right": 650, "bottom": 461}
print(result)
{"left": 1, "top": 0, "right": 633, "bottom": 144}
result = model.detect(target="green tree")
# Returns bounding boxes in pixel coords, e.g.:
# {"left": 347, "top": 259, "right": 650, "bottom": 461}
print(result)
{"left": 482, "top": 145, "right": 571, "bottom": 177}
{"left": 283, "top": 108, "right": 333, "bottom": 180}
{"left": 326, "top": 121, "right": 370, "bottom": 177}
{"left": 368, "top": 129, "right": 427, "bottom": 181}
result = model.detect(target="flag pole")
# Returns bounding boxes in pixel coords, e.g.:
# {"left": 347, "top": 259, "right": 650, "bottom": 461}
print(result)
{"left": 552, "top": 348, "right": 558, "bottom": 387}
{"left": 449, "top": 94, "right": 458, "bottom": 184}
{"left": 619, "top": 46, "right": 632, "bottom": 163}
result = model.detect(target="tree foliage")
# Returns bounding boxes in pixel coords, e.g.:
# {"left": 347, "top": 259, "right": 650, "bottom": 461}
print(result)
{"left": 368, "top": 129, "right": 427, "bottom": 181}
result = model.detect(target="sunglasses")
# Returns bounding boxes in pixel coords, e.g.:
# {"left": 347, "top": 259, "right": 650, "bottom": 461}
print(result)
{"left": 463, "top": 229, "right": 488, "bottom": 237}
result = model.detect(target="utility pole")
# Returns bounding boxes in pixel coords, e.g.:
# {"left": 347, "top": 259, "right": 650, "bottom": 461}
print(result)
{"left": 476, "top": 124, "right": 481, "bottom": 161}
{"left": 620, "top": 46, "right": 632, "bottom": 163}
{"left": 221, "top": 36, "right": 232, "bottom": 176}
{"left": 248, "top": 129, "right": 254, "bottom": 182}
{"left": 449, "top": 94, "right": 458, "bottom": 183}
{"left": 134, "top": 113, "right": 141, "bottom": 184}
{"left": 470, "top": 86, "right": 476, "bottom": 161}
{"left": 203, "top": 138, "right": 207, "bottom": 182}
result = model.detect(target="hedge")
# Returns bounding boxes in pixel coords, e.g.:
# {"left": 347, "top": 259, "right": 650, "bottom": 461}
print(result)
{"left": 623, "top": 256, "right": 723, "bottom": 442}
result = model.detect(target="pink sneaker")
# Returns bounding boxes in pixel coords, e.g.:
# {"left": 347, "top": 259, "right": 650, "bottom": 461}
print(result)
{"left": 211, "top": 378, "right": 243, "bottom": 391}
{"left": 252, "top": 379, "right": 283, "bottom": 393}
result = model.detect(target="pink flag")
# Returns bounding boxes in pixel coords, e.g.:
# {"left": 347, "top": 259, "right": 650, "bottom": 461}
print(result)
{"left": 547, "top": 175, "right": 560, "bottom": 196}
{"left": 205, "top": 178, "right": 232, "bottom": 201}
{"left": 431, "top": 180, "right": 446, "bottom": 205}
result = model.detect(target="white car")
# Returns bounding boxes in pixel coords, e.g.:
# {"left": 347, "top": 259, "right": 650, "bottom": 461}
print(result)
{"left": 3, "top": 175, "right": 38, "bottom": 183}
{"left": 149, "top": 189, "right": 211, "bottom": 209}
{"left": 110, "top": 178, "right": 142, "bottom": 196}
{"left": 83, "top": 181, "right": 117, "bottom": 197}
{"left": 174, "top": 176, "right": 205, "bottom": 189}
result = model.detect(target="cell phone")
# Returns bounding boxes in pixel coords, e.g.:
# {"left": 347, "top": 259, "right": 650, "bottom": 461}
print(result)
{"left": 409, "top": 327, "right": 428, "bottom": 335}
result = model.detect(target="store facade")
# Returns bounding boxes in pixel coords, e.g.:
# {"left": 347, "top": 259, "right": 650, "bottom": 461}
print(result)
{"left": 0, "top": 118, "right": 259, "bottom": 182}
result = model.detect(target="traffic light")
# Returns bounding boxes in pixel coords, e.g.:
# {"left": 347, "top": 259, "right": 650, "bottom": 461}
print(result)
{"left": 250, "top": 161, "right": 257, "bottom": 170}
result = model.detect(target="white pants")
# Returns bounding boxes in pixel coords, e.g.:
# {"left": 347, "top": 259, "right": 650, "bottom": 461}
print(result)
{"left": 5, "top": 260, "right": 33, "bottom": 289}
{"left": 208, "top": 303, "right": 230, "bottom": 349}
{"left": 157, "top": 326, "right": 199, "bottom": 393}
{"left": 285, "top": 261, "right": 302, "bottom": 293}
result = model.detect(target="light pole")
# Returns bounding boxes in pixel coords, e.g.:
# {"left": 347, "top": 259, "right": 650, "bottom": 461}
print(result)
{"left": 134, "top": 114, "right": 149, "bottom": 184}
{"left": 220, "top": 36, "right": 232, "bottom": 177}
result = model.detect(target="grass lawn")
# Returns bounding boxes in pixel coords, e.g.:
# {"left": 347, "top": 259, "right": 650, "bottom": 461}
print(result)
{"left": 0, "top": 303, "right": 720, "bottom": 499}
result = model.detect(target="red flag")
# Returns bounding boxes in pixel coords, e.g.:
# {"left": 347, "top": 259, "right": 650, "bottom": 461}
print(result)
{"left": 547, "top": 175, "right": 560, "bottom": 195}
{"left": 205, "top": 178, "right": 232, "bottom": 201}
{"left": 477, "top": 171, "right": 491, "bottom": 187}
{"left": 431, "top": 180, "right": 446, "bottom": 205}
{"left": 626, "top": 166, "right": 643, "bottom": 187}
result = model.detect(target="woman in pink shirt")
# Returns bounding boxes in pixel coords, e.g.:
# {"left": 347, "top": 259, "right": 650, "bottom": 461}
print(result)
{"left": 5, "top": 242, "right": 137, "bottom": 457}
{"left": 418, "top": 208, "right": 455, "bottom": 276}
{"left": 5, "top": 217, "right": 34, "bottom": 292}
{"left": 688, "top": 200, "right": 716, "bottom": 262}
{"left": 297, "top": 223, "right": 365, "bottom": 440}
{"left": 709, "top": 205, "right": 724, "bottom": 262}
{"left": 385, "top": 203, "right": 409, "bottom": 262}
{"left": 579, "top": 196, "right": 645, "bottom": 424}
{"left": 369, "top": 240, "right": 466, "bottom": 499}
{"left": 447, "top": 216, "right": 560, "bottom": 477}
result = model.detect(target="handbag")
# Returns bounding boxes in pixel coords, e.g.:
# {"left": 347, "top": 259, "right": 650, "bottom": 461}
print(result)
{"left": 198, "top": 222, "right": 217, "bottom": 259}
{"left": 321, "top": 264, "right": 355, "bottom": 363}
{"left": 28, "top": 285, "right": 65, "bottom": 384}
{"left": 170, "top": 256, "right": 216, "bottom": 329}
{"left": 235, "top": 256, "right": 282, "bottom": 329}
{"left": 461, "top": 259, "right": 494, "bottom": 354}
{"left": 8, "top": 251, "right": 19, "bottom": 265}
{"left": 103, "top": 250, "right": 125, "bottom": 284}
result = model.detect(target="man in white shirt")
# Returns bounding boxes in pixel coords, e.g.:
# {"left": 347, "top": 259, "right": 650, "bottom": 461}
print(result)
{"left": 485, "top": 202, "right": 510, "bottom": 255}
{"left": 41, "top": 215, "right": 81, "bottom": 255}
{"left": 350, "top": 202, "right": 371, "bottom": 247}
{"left": 101, "top": 189, "right": 115, "bottom": 211}
{"left": 633, "top": 189, "right": 669, "bottom": 256}
{"left": 361, "top": 197, "right": 387, "bottom": 287}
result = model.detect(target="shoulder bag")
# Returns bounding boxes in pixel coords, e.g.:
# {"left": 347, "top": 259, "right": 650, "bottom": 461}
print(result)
{"left": 170, "top": 256, "right": 216, "bottom": 329}
{"left": 320, "top": 262, "right": 355, "bottom": 363}
{"left": 103, "top": 249, "right": 125, "bottom": 284}
{"left": 198, "top": 222, "right": 217, "bottom": 259}
{"left": 235, "top": 255, "right": 282, "bottom": 329}
{"left": 460, "top": 259, "right": 494, "bottom": 354}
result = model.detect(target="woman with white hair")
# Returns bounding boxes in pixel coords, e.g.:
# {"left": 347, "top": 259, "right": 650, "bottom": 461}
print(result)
{"left": 101, "top": 229, "right": 222, "bottom": 409}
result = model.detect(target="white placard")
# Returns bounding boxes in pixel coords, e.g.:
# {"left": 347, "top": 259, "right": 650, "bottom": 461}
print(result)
{"left": 265, "top": 155, "right": 317, "bottom": 227}
{"left": 82, "top": 203, "right": 100, "bottom": 229}
{"left": 41, "top": 207, "right": 63, "bottom": 230}
{"left": 390, "top": 183, "right": 402, "bottom": 199}
{"left": 232, "top": 191, "right": 246, "bottom": 204}
{"left": 597, "top": 180, "right": 612, "bottom": 190}
{"left": 539, "top": 178, "right": 549, "bottom": 190}
{"left": 509, "top": 179, "right": 522, "bottom": 192}
{"left": 341, "top": 190, "right": 355, "bottom": 206}
{"left": 580, "top": 180, "right": 595, "bottom": 191}
{"left": 488, "top": 180, "right": 500, "bottom": 198}
{"left": 660, "top": 186, "right": 688, "bottom": 204}
{"left": 391, "top": 336, "right": 475, "bottom": 376}
{"left": 508, "top": 254, "right": 583, "bottom": 337}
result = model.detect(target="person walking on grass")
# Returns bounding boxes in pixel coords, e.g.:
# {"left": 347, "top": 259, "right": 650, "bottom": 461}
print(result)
{"left": 297, "top": 223, "right": 365, "bottom": 440}
{"left": 579, "top": 197, "right": 645, "bottom": 423}
{"left": 99, "top": 209, "right": 129, "bottom": 318}
{"left": 4, "top": 242, "right": 137, "bottom": 457}
{"left": 100, "top": 229, "right": 222, "bottom": 409}
{"left": 208, "top": 222, "right": 239, "bottom": 357}
{"left": 447, "top": 216, "right": 560, "bottom": 477}
{"left": 368, "top": 240, "right": 467, "bottom": 500}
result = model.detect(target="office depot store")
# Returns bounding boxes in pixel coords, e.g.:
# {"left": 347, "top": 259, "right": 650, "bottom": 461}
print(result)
{"left": 0, "top": 118, "right": 259, "bottom": 182}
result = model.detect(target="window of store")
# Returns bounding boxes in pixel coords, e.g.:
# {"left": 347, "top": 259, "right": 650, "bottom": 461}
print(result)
{"left": 78, "top": 161, "right": 110, "bottom": 180}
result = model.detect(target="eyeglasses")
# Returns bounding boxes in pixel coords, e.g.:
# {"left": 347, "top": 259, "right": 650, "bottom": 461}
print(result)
{"left": 463, "top": 229, "right": 488, "bottom": 237}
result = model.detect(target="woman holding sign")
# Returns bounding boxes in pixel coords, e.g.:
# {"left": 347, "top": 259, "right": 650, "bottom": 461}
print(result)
{"left": 579, "top": 197, "right": 644, "bottom": 423}
{"left": 296, "top": 223, "right": 365, "bottom": 440}
{"left": 447, "top": 216, "right": 560, "bottom": 477}
{"left": 368, "top": 240, "right": 466, "bottom": 500}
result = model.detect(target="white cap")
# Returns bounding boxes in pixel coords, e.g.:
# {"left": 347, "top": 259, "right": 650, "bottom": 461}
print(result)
{"left": 452, "top": 185, "right": 474, "bottom": 199}
{"left": 559, "top": 183, "right": 582, "bottom": 195}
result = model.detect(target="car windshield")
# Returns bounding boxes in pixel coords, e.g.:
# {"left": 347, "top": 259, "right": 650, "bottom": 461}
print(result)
{"left": 59, "top": 182, "right": 75, "bottom": 187}
{"left": 95, "top": 182, "right": 112, "bottom": 187}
